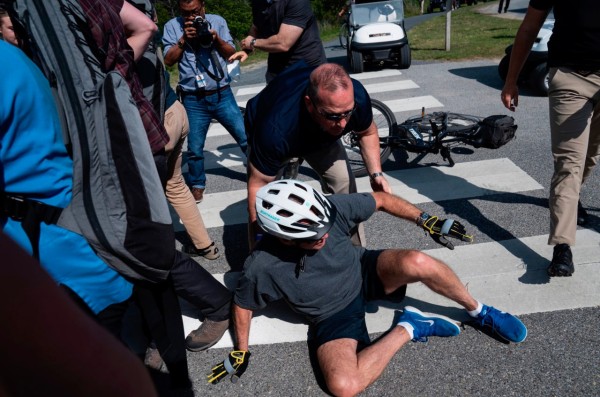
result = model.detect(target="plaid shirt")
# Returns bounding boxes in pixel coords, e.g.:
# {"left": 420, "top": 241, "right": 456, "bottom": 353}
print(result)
{"left": 77, "top": 0, "right": 169, "bottom": 154}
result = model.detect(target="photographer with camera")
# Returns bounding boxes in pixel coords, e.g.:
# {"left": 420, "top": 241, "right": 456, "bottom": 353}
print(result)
{"left": 163, "top": 0, "right": 247, "bottom": 203}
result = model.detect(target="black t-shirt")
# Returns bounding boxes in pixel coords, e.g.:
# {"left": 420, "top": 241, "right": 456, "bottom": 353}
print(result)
{"left": 251, "top": 0, "right": 327, "bottom": 74}
{"left": 245, "top": 62, "right": 373, "bottom": 177}
{"left": 530, "top": 0, "right": 600, "bottom": 69}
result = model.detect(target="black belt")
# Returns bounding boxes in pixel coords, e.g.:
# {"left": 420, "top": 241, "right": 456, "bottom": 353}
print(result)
{"left": 180, "top": 85, "right": 229, "bottom": 97}
{"left": 1, "top": 193, "right": 63, "bottom": 260}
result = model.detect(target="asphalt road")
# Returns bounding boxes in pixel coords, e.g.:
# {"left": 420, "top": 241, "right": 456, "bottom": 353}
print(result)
{"left": 166, "top": 3, "right": 600, "bottom": 396}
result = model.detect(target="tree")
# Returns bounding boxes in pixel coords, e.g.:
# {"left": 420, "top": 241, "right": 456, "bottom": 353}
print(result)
{"left": 154, "top": 0, "right": 252, "bottom": 43}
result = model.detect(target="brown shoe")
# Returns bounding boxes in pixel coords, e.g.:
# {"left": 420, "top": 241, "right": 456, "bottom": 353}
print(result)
{"left": 191, "top": 187, "right": 205, "bottom": 203}
{"left": 183, "top": 241, "right": 220, "bottom": 260}
{"left": 185, "top": 318, "right": 229, "bottom": 352}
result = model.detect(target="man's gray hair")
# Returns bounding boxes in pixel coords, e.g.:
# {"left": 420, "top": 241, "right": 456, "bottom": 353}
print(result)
{"left": 307, "top": 63, "right": 352, "bottom": 105}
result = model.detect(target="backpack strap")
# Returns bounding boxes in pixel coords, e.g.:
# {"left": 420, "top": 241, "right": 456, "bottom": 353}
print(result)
{"left": 1, "top": 193, "right": 63, "bottom": 260}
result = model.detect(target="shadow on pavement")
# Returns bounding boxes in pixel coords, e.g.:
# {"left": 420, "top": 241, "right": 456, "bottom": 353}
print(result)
{"left": 447, "top": 64, "right": 504, "bottom": 91}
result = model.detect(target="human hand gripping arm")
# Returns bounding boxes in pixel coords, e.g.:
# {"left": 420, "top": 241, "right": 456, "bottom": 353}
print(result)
{"left": 207, "top": 304, "right": 253, "bottom": 384}
{"left": 357, "top": 121, "right": 392, "bottom": 193}
{"left": 500, "top": 6, "right": 548, "bottom": 111}
{"left": 372, "top": 192, "right": 473, "bottom": 250}
{"left": 119, "top": 1, "right": 157, "bottom": 62}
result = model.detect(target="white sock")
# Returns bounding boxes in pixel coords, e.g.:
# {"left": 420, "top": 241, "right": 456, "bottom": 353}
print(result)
{"left": 468, "top": 301, "right": 483, "bottom": 318}
{"left": 397, "top": 322, "right": 415, "bottom": 339}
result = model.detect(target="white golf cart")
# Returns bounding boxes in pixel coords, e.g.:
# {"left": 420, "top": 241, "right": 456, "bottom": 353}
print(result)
{"left": 343, "top": 0, "right": 411, "bottom": 74}
{"left": 498, "top": 19, "right": 554, "bottom": 95}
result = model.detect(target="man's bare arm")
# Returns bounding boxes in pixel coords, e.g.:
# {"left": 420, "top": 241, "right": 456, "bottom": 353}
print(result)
{"left": 247, "top": 162, "right": 276, "bottom": 250}
{"left": 500, "top": 6, "right": 548, "bottom": 111}
{"left": 357, "top": 121, "right": 392, "bottom": 193}
{"left": 119, "top": 1, "right": 156, "bottom": 61}
{"left": 241, "top": 23, "right": 303, "bottom": 53}
{"left": 372, "top": 191, "right": 421, "bottom": 223}
{"left": 233, "top": 303, "right": 253, "bottom": 351}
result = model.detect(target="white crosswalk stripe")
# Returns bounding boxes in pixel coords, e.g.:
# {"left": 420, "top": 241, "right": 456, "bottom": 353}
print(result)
{"left": 186, "top": 158, "right": 542, "bottom": 230}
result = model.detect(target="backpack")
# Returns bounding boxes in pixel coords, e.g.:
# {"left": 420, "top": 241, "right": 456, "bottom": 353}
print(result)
{"left": 8, "top": 0, "right": 174, "bottom": 283}
{"left": 473, "top": 115, "right": 518, "bottom": 149}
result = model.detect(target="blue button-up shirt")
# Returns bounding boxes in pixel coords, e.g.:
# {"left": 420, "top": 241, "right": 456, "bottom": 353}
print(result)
{"left": 163, "top": 14, "right": 235, "bottom": 91}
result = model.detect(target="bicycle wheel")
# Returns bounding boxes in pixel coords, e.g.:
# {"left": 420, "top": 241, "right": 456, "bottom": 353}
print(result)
{"left": 342, "top": 99, "right": 396, "bottom": 178}
{"left": 339, "top": 22, "right": 349, "bottom": 49}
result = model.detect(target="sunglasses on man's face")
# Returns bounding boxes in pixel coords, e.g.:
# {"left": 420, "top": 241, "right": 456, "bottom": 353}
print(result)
{"left": 310, "top": 97, "right": 356, "bottom": 122}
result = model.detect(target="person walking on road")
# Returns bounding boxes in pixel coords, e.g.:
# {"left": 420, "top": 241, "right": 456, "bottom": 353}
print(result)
{"left": 207, "top": 180, "right": 527, "bottom": 394}
{"left": 498, "top": 0, "right": 510, "bottom": 13}
{"left": 500, "top": 0, "right": 600, "bottom": 277}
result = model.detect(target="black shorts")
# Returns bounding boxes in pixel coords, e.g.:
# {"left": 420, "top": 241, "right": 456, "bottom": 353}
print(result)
{"left": 309, "top": 249, "right": 407, "bottom": 349}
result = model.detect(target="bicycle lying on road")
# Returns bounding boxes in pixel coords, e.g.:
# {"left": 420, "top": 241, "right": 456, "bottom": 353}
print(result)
{"left": 342, "top": 99, "right": 518, "bottom": 177}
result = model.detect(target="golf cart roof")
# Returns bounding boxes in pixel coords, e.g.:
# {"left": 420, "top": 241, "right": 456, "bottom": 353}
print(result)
{"left": 350, "top": 0, "right": 405, "bottom": 26}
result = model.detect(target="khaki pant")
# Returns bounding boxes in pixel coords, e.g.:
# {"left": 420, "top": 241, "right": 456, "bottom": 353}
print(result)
{"left": 304, "top": 140, "right": 366, "bottom": 247}
{"left": 548, "top": 67, "right": 600, "bottom": 246}
{"left": 164, "top": 100, "right": 213, "bottom": 250}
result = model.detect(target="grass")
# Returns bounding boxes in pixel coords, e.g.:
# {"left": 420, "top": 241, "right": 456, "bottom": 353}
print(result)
{"left": 408, "top": 5, "right": 521, "bottom": 60}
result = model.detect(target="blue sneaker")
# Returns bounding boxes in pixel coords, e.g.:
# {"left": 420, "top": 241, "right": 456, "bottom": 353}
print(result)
{"left": 476, "top": 305, "right": 527, "bottom": 343}
{"left": 397, "top": 306, "right": 460, "bottom": 342}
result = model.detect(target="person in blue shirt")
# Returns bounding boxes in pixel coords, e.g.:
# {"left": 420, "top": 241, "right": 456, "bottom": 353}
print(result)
{"left": 163, "top": 0, "right": 247, "bottom": 203}
{"left": 0, "top": 40, "right": 132, "bottom": 334}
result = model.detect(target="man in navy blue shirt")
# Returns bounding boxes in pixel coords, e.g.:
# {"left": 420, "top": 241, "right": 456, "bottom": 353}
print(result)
{"left": 245, "top": 62, "right": 391, "bottom": 248}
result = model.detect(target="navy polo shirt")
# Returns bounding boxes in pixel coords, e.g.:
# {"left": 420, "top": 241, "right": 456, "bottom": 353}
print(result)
{"left": 245, "top": 62, "right": 373, "bottom": 177}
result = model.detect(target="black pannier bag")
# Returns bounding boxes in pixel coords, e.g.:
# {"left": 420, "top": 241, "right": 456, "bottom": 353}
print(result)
{"left": 473, "top": 115, "right": 517, "bottom": 149}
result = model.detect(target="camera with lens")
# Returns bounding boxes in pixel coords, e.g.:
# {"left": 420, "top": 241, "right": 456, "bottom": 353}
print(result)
{"left": 193, "top": 16, "right": 213, "bottom": 48}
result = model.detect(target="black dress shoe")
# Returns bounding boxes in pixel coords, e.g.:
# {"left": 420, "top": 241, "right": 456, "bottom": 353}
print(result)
{"left": 577, "top": 200, "right": 588, "bottom": 226}
{"left": 547, "top": 243, "right": 574, "bottom": 277}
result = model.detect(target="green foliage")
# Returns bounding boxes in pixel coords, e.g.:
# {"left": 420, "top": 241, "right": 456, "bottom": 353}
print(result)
{"left": 154, "top": 0, "right": 252, "bottom": 44}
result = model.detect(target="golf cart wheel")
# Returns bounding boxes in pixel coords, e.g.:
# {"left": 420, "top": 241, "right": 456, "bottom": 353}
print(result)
{"left": 351, "top": 50, "right": 364, "bottom": 74}
{"left": 498, "top": 55, "right": 509, "bottom": 81}
{"left": 530, "top": 62, "right": 550, "bottom": 95}
{"left": 398, "top": 44, "right": 411, "bottom": 69}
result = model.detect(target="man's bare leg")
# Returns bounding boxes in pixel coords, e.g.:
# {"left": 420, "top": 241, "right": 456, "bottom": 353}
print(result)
{"left": 317, "top": 327, "right": 411, "bottom": 397}
{"left": 376, "top": 249, "right": 478, "bottom": 311}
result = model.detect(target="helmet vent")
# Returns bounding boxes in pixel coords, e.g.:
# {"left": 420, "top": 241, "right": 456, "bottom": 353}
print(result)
{"left": 276, "top": 209, "right": 293, "bottom": 218}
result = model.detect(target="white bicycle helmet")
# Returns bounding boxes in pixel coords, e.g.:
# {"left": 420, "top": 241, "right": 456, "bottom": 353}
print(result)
{"left": 256, "top": 180, "right": 336, "bottom": 241}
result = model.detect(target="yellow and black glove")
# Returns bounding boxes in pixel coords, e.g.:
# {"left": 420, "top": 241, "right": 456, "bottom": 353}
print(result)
{"left": 418, "top": 212, "right": 473, "bottom": 250}
{"left": 207, "top": 350, "right": 251, "bottom": 384}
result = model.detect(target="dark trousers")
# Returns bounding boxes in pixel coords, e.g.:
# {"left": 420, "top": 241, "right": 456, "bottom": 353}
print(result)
{"left": 134, "top": 280, "right": 191, "bottom": 388}
{"left": 170, "top": 250, "right": 232, "bottom": 321}
{"left": 498, "top": 0, "right": 510, "bottom": 12}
